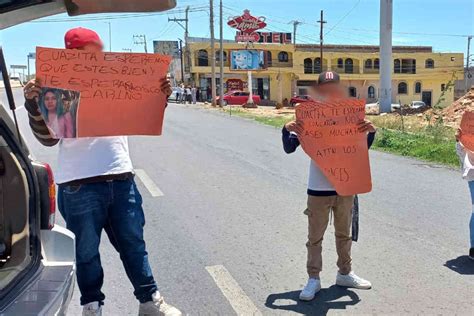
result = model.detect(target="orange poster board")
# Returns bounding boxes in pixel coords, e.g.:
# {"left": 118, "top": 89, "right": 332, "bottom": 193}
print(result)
{"left": 460, "top": 111, "right": 474, "bottom": 152}
{"left": 35, "top": 47, "right": 171, "bottom": 138}
{"left": 295, "top": 99, "right": 372, "bottom": 196}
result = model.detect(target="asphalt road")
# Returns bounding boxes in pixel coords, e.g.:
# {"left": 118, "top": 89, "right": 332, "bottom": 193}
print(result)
{"left": 2, "top": 88, "right": 474, "bottom": 315}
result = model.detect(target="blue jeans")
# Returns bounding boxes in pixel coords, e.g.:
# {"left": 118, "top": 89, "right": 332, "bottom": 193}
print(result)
{"left": 58, "top": 178, "right": 157, "bottom": 305}
{"left": 467, "top": 181, "right": 474, "bottom": 248}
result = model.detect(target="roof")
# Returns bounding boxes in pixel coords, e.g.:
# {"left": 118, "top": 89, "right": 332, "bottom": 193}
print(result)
{"left": 296, "top": 44, "right": 433, "bottom": 53}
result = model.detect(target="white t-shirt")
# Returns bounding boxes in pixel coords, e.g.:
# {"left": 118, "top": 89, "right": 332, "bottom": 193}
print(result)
{"left": 56, "top": 136, "right": 133, "bottom": 184}
{"left": 308, "top": 160, "right": 335, "bottom": 191}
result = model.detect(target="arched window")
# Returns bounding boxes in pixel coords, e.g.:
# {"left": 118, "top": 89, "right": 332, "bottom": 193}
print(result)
{"left": 398, "top": 82, "right": 408, "bottom": 94}
{"left": 337, "top": 58, "right": 344, "bottom": 68}
{"left": 278, "top": 51, "right": 289, "bottom": 62}
{"left": 314, "top": 57, "right": 322, "bottom": 74}
{"left": 368, "top": 86, "right": 375, "bottom": 99}
{"left": 441, "top": 84, "right": 446, "bottom": 91}
{"left": 415, "top": 82, "right": 422, "bottom": 94}
{"left": 304, "top": 58, "right": 313, "bottom": 74}
{"left": 425, "top": 59, "right": 434, "bottom": 68}
{"left": 345, "top": 58, "right": 354, "bottom": 73}
{"left": 374, "top": 58, "right": 380, "bottom": 69}
{"left": 216, "top": 50, "right": 227, "bottom": 62}
{"left": 266, "top": 51, "right": 272, "bottom": 67}
{"left": 394, "top": 59, "right": 401, "bottom": 73}
{"left": 197, "top": 49, "right": 209, "bottom": 66}
{"left": 349, "top": 87, "right": 357, "bottom": 98}
{"left": 365, "top": 59, "right": 373, "bottom": 69}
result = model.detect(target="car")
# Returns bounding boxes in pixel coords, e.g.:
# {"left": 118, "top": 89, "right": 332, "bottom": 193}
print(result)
{"left": 0, "top": 0, "right": 177, "bottom": 315}
{"left": 410, "top": 101, "right": 426, "bottom": 109}
{"left": 290, "top": 95, "right": 314, "bottom": 106}
{"left": 217, "top": 90, "right": 262, "bottom": 106}
{"left": 366, "top": 101, "right": 401, "bottom": 112}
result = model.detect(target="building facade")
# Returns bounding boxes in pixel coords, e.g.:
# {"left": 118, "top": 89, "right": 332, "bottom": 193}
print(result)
{"left": 186, "top": 40, "right": 464, "bottom": 107}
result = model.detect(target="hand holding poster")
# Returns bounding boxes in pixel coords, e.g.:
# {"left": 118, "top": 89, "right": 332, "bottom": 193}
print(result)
{"left": 295, "top": 99, "right": 372, "bottom": 196}
{"left": 460, "top": 111, "right": 474, "bottom": 151}
{"left": 35, "top": 47, "right": 171, "bottom": 138}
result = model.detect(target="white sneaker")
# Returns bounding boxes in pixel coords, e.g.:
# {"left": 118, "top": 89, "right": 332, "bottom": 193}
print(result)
{"left": 336, "top": 271, "right": 372, "bottom": 289}
{"left": 138, "top": 292, "right": 182, "bottom": 316}
{"left": 299, "top": 278, "right": 321, "bottom": 301}
{"left": 82, "top": 302, "right": 102, "bottom": 316}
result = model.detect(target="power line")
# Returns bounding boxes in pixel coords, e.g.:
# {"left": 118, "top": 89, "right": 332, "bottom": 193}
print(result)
{"left": 324, "top": 0, "right": 361, "bottom": 36}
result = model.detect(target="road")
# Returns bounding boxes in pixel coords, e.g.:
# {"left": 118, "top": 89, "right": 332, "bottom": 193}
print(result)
{"left": 2, "top": 88, "right": 474, "bottom": 315}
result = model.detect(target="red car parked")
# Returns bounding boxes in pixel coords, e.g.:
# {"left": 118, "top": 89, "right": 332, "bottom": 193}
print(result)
{"left": 217, "top": 90, "right": 262, "bottom": 106}
{"left": 289, "top": 95, "right": 314, "bottom": 106}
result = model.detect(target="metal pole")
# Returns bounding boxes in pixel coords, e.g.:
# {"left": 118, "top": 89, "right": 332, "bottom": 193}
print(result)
{"left": 27, "top": 56, "right": 30, "bottom": 80}
{"left": 144, "top": 35, "right": 148, "bottom": 53}
{"left": 219, "top": 0, "right": 224, "bottom": 107}
{"left": 319, "top": 11, "right": 323, "bottom": 62}
{"left": 466, "top": 36, "right": 472, "bottom": 92}
{"left": 185, "top": 6, "right": 190, "bottom": 81}
{"left": 379, "top": 0, "right": 393, "bottom": 113}
{"left": 179, "top": 39, "right": 185, "bottom": 83}
{"left": 210, "top": 0, "right": 217, "bottom": 106}
{"left": 108, "top": 22, "right": 112, "bottom": 52}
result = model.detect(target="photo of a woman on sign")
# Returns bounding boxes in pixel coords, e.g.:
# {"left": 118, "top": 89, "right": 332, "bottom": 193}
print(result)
{"left": 39, "top": 88, "right": 79, "bottom": 138}
{"left": 230, "top": 50, "right": 265, "bottom": 70}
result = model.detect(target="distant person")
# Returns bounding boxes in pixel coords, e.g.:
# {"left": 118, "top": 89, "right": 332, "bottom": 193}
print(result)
{"left": 39, "top": 89, "right": 74, "bottom": 138}
{"left": 185, "top": 86, "right": 191, "bottom": 104}
{"left": 191, "top": 86, "right": 197, "bottom": 104}
{"left": 176, "top": 84, "right": 182, "bottom": 103}
{"left": 282, "top": 71, "right": 376, "bottom": 301}
{"left": 207, "top": 86, "right": 212, "bottom": 102}
{"left": 23, "top": 27, "right": 181, "bottom": 316}
{"left": 455, "top": 128, "right": 474, "bottom": 260}
{"left": 179, "top": 83, "right": 186, "bottom": 103}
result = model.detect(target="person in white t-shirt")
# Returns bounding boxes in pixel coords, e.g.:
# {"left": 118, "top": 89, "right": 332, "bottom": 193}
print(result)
{"left": 455, "top": 128, "right": 474, "bottom": 260}
{"left": 23, "top": 27, "right": 181, "bottom": 316}
{"left": 282, "top": 71, "right": 376, "bottom": 301}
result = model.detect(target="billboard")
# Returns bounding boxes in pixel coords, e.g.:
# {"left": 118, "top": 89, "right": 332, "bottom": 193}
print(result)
{"left": 153, "top": 40, "right": 180, "bottom": 58}
{"left": 230, "top": 50, "right": 265, "bottom": 70}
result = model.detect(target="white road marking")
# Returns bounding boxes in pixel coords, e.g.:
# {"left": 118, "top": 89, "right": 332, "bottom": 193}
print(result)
{"left": 134, "top": 169, "right": 164, "bottom": 197}
{"left": 205, "top": 265, "right": 262, "bottom": 316}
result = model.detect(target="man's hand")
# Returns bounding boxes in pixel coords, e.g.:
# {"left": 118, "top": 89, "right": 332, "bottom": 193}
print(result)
{"left": 285, "top": 120, "right": 304, "bottom": 135}
{"left": 24, "top": 79, "right": 42, "bottom": 102}
{"left": 455, "top": 128, "right": 462, "bottom": 142}
{"left": 160, "top": 77, "right": 172, "bottom": 97}
{"left": 357, "top": 119, "right": 376, "bottom": 133}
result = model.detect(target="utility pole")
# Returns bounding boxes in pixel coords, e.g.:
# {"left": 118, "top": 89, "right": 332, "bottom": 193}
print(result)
{"left": 179, "top": 39, "right": 185, "bottom": 83}
{"left": 210, "top": 0, "right": 217, "bottom": 106}
{"left": 317, "top": 11, "right": 326, "bottom": 64}
{"left": 379, "top": 0, "right": 393, "bottom": 113}
{"left": 105, "top": 22, "right": 112, "bottom": 52}
{"left": 168, "top": 6, "right": 190, "bottom": 81}
{"left": 292, "top": 20, "right": 301, "bottom": 45}
{"left": 219, "top": 0, "right": 224, "bottom": 107}
{"left": 133, "top": 35, "right": 148, "bottom": 53}
{"left": 466, "top": 36, "right": 472, "bottom": 92}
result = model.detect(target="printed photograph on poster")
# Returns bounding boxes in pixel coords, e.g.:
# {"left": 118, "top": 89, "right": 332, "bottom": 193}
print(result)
{"left": 38, "top": 87, "right": 80, "bottom": 139}
{"left": 230, "top": 50, "right": 266, "bottom": 70}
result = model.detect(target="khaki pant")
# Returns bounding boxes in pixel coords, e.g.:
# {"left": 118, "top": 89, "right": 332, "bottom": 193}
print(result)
{"left": 305, "top": 195, "right": 354, "bottom": 278}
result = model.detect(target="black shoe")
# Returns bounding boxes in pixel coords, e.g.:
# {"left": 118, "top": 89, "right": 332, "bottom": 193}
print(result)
{"left": 469, "top": 248, "right": 474, "bottom": 260}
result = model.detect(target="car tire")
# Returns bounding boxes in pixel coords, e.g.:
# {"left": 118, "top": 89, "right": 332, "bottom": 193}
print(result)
{"left": 223, "top": 100, "right": 228, "bottom": 106}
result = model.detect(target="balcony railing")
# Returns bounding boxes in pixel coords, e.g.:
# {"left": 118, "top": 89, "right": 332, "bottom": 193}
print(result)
{"left": 329, "top": 66, "right": 361, "bottom": 74}
{"left": 363, "top": 67, "right": 379, "bottom": 74}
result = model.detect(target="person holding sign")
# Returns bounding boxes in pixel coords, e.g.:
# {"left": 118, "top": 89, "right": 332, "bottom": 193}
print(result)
{"left": 23, "top": 28, "right": 181, "bottom": 316}
{"left": 455, "top": 122, "right": 474, "bottom": 260}
{"left": 282, "top": 71, "right": 376, "bottom": 301}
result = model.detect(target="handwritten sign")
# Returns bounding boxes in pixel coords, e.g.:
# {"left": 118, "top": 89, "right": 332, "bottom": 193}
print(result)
{"left": 460, "top": 111, "right": 474, "bottom": 151}
{"left": 295, "top": 100, "right": 372, "bottom": 196}
{"left": 35, "top": 47, "right": 171, "bottom": 137}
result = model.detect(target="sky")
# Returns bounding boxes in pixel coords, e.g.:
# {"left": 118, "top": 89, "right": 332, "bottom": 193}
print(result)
{"left": 1, "top": 0, "right": 473, "bottom": 71}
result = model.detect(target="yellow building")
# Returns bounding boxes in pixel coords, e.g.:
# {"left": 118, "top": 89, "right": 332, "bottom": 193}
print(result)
{"left": 187, "top": 40, "right": 464, "bottom": 107}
